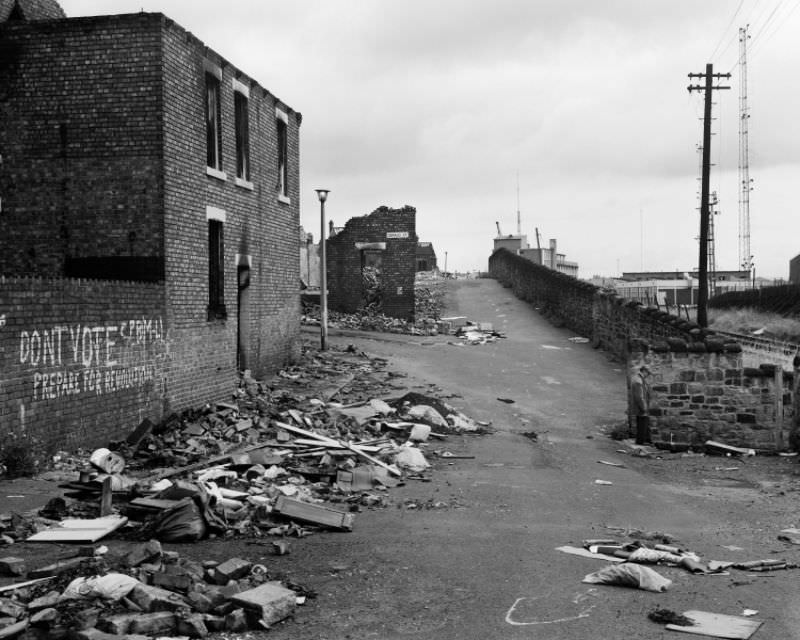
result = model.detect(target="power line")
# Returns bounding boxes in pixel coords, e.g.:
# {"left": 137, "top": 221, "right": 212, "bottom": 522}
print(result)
{"left": 749, "top": 0, "right": 800, "bottom": 58}
{"left": 749, "top": 0, "right": 784, "bottom": 47}
{"left": 710, "top": 0, "right": 746, "bottom": 60}
{"left": 726, "top": 0, "right": 800, "bottom": 72}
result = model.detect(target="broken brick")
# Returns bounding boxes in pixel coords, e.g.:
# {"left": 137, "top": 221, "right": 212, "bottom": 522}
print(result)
{"left": 176, "top": 612, "right": 208, "bottom": 638}
{"left": 224, "top": 609, "right": 248, "bottom": 632}
{"left": 0, "top": 557, "right": 25, "bottom": 577}
{"left": 128, "top": 584, "right": 188, "bottom": 612}
{"left": 123, "top": 539, "right": 162, "bottom": 568}
{"left": 213, "top": 558, "right": 252, "bottom": 583}
{"left": 228, "top": 582, "right": 296, "bottom": 626}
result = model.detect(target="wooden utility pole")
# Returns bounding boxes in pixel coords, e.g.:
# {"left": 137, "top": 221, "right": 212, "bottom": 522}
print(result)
{"left": 688, "top": 64, "right": 730, "bottom": 327}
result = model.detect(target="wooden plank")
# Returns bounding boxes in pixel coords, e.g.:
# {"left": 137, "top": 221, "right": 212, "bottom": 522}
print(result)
{"left": 704, "top": 440, "right": 756, "bottom": 456}
{"left": 0, "top": 577, "right": 54, "bottom": 594}
{"left": 26, "top": 515, "right": 128, "bottom": 543}
{"left": 273, "top": 496, "right": 354, "bottom": 531}
{"left": 100, "top": 476, "right": 113, "bottom": 516}
{"left": 274, "top": 421, "right": 401, "bottom": 476}
{"left": 666, "top": 610, "right": 763, "bottom": 639}
{"left": 28, "top": 557, "right": 86, "bottom": 578}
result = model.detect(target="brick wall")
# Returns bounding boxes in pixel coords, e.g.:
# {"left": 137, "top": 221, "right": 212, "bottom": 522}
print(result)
{"left": 0, "top": 14, "right": 165, "bottom": 277}
{"left": 0, "top": 13, "right": 302, "bottom": 437}
{"left": 160, "top": 16, "right": 302, "bottom": 407}
{"left": 0, "top": 276, "right": 167, "bottom": 451}
{"left": 326, "top": 206, "right": 417, "bottom": 320}
{"left": 629, "top": 338, "right": 795, "bottom": 452}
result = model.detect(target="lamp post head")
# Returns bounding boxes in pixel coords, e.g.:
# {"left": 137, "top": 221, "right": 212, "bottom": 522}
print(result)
{"left": 315, "top": 189, "right": 330, "bottom": 203}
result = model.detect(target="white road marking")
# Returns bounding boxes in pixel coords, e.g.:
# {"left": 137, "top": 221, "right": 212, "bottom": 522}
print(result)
{"left": 505, "top": 589, "right": 598, "bottom": 626}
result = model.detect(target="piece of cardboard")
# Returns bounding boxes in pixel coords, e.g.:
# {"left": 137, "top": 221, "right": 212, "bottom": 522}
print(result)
{"left": 27, "top": 515, "right": 128, "bottom": 543}
{"left": 555, "top": 545, "right": 625, "bottom": 563}
{"left": 666, "top": 610, "right": 763, "bottom": 639}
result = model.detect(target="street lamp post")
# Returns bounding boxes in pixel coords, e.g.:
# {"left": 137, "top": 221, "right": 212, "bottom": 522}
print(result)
{"left": 315, "top": 189, "right": 330, "bottom": 350}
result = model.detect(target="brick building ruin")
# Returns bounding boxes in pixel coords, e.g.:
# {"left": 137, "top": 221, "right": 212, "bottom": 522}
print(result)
{"left": 326, "top": 206, "right": 417, "bottom": 321}
{"left": 0, "top": 3, "right": 302, "bottom": 449}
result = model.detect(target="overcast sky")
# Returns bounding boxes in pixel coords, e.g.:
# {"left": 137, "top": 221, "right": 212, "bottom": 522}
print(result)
{"left": 60, "top": 1, "right": 800, "bottom": 279}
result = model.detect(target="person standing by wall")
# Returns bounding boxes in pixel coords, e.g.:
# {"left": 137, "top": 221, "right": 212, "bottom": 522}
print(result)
{"left": 630, "top": 365, "right": 652, "bottom": 445}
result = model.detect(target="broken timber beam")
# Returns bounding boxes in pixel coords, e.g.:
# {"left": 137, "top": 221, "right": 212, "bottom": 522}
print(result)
{"left": 272, "top": 420, "right": 401, "bottom": 476}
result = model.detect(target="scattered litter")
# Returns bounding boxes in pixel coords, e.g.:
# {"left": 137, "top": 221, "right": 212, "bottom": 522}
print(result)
{"left": 649, "top": 609, "right": 695, "bottom": 626}
{"left": 556, "top": 546, "right": 624, "bottom": 563}
{"left": 594, "top": 479, "right": 613, "bottom": 486}
{"left": 497, "top": 397, "right": 515, "bottom": 404}
{"left": 436, "top": 451, "right": 475, "bottom": 460}
{"left": 742, "top": 609, "right": 758, "bottom": 617}
{"left": 664, "top": 610, "right": 763, "bottom": 639}
{"left": 568, "top": 337, "right": 589, "bottom": 343}
{"left": 777, "top": 532, "right": 800, "bottom": 545}
{"left": 704, "top": 440, "right": 756, "bottom": 457}
{"left": 394, "top": 446, "right": 431, "bottom": 472}
{"left": 597, "top": 460, "right": 625, "bottom": 468}
{"left": 582, "top": 563, "right": 671, "bottom": 592}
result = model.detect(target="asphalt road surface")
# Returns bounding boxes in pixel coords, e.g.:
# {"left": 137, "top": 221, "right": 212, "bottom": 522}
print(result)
{"left": 268, "top": 277, "right": 800, "bottom": 640}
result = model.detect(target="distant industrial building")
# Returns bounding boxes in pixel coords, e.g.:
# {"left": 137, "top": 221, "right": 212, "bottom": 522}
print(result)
{"left": 615, "top": 270, "right": 752, "bottom": 306}
{"left": 790, "top": 253, "right": 800, "bottom": 284}
{"left": 416, "top": 242, "right": 438, "bottom": 272}
{"left": 492, "top": 234, "right": 578, "bottom": 278}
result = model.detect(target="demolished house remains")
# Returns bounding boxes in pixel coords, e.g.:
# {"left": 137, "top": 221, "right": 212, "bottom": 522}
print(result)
{"left": 0, "top": 342, "right": 489, "bottom": 638}
{"left": 325, "top": 206, "right": 418, "bottom": 321}
{"left": 0, "top": 2, "right": 302, "bottom": 451}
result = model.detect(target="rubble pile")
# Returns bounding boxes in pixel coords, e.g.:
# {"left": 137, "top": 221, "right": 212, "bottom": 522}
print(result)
{"left": 449, "top": 322, "right": 506, "bottom": 346}
{"left": 413, "top": 276, "right": 445, "bottom": 321}
{"left": 0, "top": 541, "right": 309, "bottom": 638}
{"left": 0, "top": 345, "right": 490, "bottom": 638}
{"left": 302, "top": 273, "right": 448, "bottom": 335}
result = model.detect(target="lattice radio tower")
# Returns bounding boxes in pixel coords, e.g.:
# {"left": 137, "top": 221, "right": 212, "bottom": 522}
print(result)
{"left": 738, "top": 26, "right": 753, "bottom": 273}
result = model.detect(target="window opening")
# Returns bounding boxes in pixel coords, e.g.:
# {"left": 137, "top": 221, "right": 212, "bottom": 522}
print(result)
{"left": 206, "top": 73, "right": 222, "bottom": 170}
{"left": 234, "top": 91, "right": 250, "bottom": 181}
{"left": 208, "top": 219, "right": 226, "bottom": 319}
{"left": 276, "top": 116, "right": 288, "bottom": 197}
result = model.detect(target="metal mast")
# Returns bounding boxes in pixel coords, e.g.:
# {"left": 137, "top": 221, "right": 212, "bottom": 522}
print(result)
{"left": 709, "top": 191, "right": 719, "bottom": 298}
{"left": 738, "top": 26, "right": 753, "bottom": 273}
{"left": 516, "top": 171, "right": 521, "bottom": 235}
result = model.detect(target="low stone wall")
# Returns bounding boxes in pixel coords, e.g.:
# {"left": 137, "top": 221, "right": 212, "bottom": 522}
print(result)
{"left": 488, "top": 248, "right": 711, "bottom": 360}
{"left": 629, "top": 338, "right": 796, "bottom": 452}
{"left": 488, "top": 248, "right": 800, "bottom": 450}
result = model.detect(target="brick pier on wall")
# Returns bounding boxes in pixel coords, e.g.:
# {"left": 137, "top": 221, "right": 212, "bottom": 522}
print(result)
{"left": 628, "top": 338, "right": 798, "bottom": 452}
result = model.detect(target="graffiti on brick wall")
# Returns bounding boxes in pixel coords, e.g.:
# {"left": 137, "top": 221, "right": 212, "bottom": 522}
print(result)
{"left": 16, "top": 317, "right": 165, "bottom": 401}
